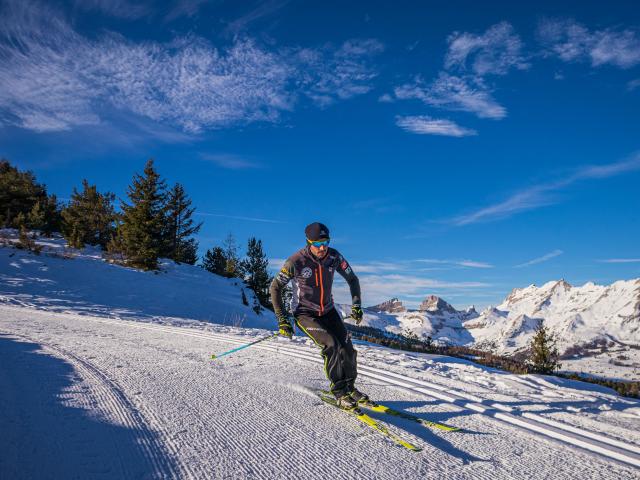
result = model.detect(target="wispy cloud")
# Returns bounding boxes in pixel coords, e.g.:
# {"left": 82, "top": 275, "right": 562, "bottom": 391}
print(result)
{"left": 629, "top": 79, "right": 640, "bottom": 91}
{"left": 393, "top": 22, "right": 525, "bottom": 123}
{"left": 165, "top": 0, "right": 210, "bottom": 21}
{"left": 417, "top": 258, "right": 494, "bottom": 269}
{"left": 445, "top": 21, "right": 529, "bottom": 76}
{"left": 224, "top": 0, "right": 292, "bottom": 35}
{"left": 395, "top": 74, "right": 506, "bottom": 120}
{"left": 200, "top": 153, "right": 261, "bottom": 170}
{"left": 450, "top": 153, "right": 640, "bottom": 226}
{"left": 457, "top": 260, "right": 494, "bottom": 268}
{"left": 598, "top": 258, "right": 640, "bottom": 264}
{"left": 333, "top": 273, "right": 492, "bottom": 307}
{"left": 396, "top": 115, "right": 477, "bottom": 137}
{"left": 0, "top": 1, "right": 382, "bottom": 134}
{"left": 350, "top": 262, "right": 407, "bottom": 274}
{"left": 515, "top": 249, "right": 563, "bottom": 268}
{"left": 196, "top": 212, "right": 285, "bottom": 224}
{"left": 350, "top": 197, "right": 404, "bottom": 214}
{"left": 72, "top": 0, "right": 152, "bottom": 20}
{"left": 538, "top": 18, "right": 640, "bottom": 69}
{"left": 296, "top": 39, "right": 385, "bottom": 107}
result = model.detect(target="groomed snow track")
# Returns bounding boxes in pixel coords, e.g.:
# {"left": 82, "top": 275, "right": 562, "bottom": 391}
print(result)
{"left": 79, "top": 316, "right": 640, "bottom": 470}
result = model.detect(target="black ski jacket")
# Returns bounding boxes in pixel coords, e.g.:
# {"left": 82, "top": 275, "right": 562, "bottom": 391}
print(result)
{"left": 270, "top": 246, "right": 361, "bottom": 318}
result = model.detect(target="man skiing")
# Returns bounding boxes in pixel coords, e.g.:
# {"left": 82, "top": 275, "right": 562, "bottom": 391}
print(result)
{"left": 270, "top": 222, "right": 367, "bottom": 410}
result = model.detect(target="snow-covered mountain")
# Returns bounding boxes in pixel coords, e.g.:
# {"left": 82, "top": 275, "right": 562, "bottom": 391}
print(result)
{"left": 340, "top": 294, "right": 476, "bottom": 345}
{"left": 466, "top": 279, "right": 640, "bottom": 355}
{"left": 341, "top": 279, "right": 640, "bottom": 380}
{"left": 347, "top": 279, "right": 640, "bottom": 355}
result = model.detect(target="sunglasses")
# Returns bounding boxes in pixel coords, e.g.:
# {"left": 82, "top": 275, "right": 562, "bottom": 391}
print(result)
{"left": 308, "top": 239, "right": 330, "bottom": 247}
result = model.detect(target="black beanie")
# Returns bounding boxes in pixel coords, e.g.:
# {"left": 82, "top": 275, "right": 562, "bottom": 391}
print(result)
{"left": 305, "top": 222, "right": 330, "bottom": 241}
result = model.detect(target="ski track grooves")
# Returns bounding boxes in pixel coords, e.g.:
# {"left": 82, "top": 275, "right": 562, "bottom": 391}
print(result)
{"left": 2, "top": 331, "right": 187, "bottom": 479}
{"left": 78, "top": 317, "right": 640, "bottom": 470}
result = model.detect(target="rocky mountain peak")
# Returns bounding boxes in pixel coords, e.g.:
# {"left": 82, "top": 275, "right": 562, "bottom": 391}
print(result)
{"left": 552, "top": 279, "right": 572, "bottom": 292}
{"left": 369, "top": 297, "right": 406, "bottom": 313}
{"left": 419, "top": 295, "right": 457, "bottom": 314}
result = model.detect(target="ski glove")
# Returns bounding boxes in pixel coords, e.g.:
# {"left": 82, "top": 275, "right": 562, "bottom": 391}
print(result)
{"left": 351, "top": 304, "right": 363, "bottom": 325}
{"left": 277, "top": 315, "right": 294, "bottom": 339}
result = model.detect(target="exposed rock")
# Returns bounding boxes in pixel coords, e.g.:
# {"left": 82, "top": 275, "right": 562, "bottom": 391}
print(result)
{"left": 419, "top": 295, "right": 457, "bottom": 314}
{"left": 369, "top": 297, "right": 406, "bottom": 313}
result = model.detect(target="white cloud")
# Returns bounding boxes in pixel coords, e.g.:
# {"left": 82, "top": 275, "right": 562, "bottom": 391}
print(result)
{"left": 628, "top": 79, "right": 640, "bottom": 91}
{"left": 350, "top": 262, "right": 407, "bottom": 274}
{"left": 165, "top": 0, "right": 209, "bottom": 21}
{"left": 457, "top": 260, "right": 493, "bottom": 268}
{"left": 196, "top": 212, "right": 285, "bottom": 223}
{"left": 72, "top": 0, "right": 152, "bottom": 20}
{"left": 445, "top": 21, "right": 528, "bottom": 76}
{"left": 333, "top": 273, "right": 492, "bottom": 307}
{"left": 515, "top": 250, "right": 563, "bottom": 268}
{"left": 538, "top": 19, "right": 640, "bottom": 69}
{"left": 297, "top": 39, "right": 385, "bottom": 107}
{"left": 395, "top": 115, "right": 477, "bottom": 137}
{"left": 0, "top": 1, "right": 382, "bottom": 134}
{"left": 392, "top": 22, "right": 523, "bottom": 123}
{"left": 200, "top": 153, "right": 260, "bottom": 169}
{"left": 224, "top": 0, "right": 292, "bottom": 35}
{"left": 395, "top": 73, "right": 507, "bottom": 119}
{"left": 450, "top": 153, "right": 640, "bottom": 226}
{"left": 416, "top": 259, "right": 493, "bottom": 269}
{"left": 598, "top": 258, "right": 640, "bottom": 264}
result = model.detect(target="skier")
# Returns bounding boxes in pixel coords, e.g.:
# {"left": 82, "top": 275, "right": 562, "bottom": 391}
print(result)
{"left": 270, "top": 222, "right": 367, "bottom": 410}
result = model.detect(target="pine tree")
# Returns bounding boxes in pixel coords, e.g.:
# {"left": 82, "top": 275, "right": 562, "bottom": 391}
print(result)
{"left": 41, "top": 195, "right": 62, "bottom": 236}
{"left": 0, "top": 159, "right": 48, "bottom": 228}
{"left": 241, "top": 237, "right": 271, "bottom": 311}
{"left": 162, "top": 183, "right": 202, "bottom": 264}
{"left": 61, "top": 180, "right": 116, "bottom": 249}
{"left": 117, "top": 159, "right": 166, "bottom": 270}
{"left": 222, "top": 233, "right": 241, "bottom": 278}
{"left": 201, "top": 246, "right": 227, "bottom": 276}
{"left": 528, "top": 323, "right": 561, "bottom": 374}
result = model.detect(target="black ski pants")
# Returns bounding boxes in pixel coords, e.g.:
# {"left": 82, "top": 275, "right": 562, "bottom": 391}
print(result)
{"left": 295, "top": 307, "right": 358, "bottom": 398}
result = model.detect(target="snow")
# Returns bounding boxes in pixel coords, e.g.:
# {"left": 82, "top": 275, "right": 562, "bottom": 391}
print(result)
{"left": 2, "top": 305, "right": 640, "bottom": 478}
{"left": 1, "top": 233, "right": 640, "bottom": 477}
{"left": 0, "top": 230, "right": 274, "bottom": 329}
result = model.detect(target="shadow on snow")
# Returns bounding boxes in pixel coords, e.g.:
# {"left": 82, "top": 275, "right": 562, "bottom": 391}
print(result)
{"left": 0, "top": 334, "right": 179, "bottom": 479}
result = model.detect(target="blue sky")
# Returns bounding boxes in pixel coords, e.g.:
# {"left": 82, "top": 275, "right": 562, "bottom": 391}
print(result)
{"left": 1, "top": 0, "right": 639, "bottom": 309}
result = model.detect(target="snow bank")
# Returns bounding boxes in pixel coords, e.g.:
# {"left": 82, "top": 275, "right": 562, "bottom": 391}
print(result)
{"left": 0, "top": 230, "right": 275, "bottom": 330}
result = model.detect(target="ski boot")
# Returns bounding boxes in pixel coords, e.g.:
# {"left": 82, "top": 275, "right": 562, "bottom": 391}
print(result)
{"left": 335, "top": 393, "right": 359, "bottom": 411}
{"left": 349, "top": 388, "right": 372, "bottom": 406}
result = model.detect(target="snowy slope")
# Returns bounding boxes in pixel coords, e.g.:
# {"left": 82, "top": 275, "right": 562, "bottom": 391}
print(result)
{"left": 2, "top": 232, "right": 640, "bottom": 477}
{"left": 0, "top": 229, "right": 274, "bottom": 329}
{"left": 466, "top": 279, "right": 640, "bottom": 353}
{"left": 1, "top": 305, "right": 639, "bottom": 479}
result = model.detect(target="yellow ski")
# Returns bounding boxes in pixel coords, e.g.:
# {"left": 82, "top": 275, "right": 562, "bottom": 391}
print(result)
{"left": 319, "top": 393, "right": 422, "bottom": 452}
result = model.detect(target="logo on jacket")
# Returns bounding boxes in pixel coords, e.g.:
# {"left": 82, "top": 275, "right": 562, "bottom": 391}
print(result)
{"left": 301, "top": 267, "right": 313, "bottom": 278}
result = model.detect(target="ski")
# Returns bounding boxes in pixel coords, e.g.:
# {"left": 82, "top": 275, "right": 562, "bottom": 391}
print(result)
{"left": 318, "top": 393, "right": 422, "bottom": 452}
{"left": 321, "top": 390, "right": 460, "bottom": 432}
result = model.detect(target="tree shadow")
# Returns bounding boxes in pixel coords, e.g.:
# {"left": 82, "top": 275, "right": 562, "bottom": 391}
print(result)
{"left": 0, "top": 334, "right": 179, "bottom": 479}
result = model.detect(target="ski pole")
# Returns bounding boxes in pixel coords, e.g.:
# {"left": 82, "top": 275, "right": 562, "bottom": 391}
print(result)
{"left": 210, "top": 332, "right": 279, "bottom": 360}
